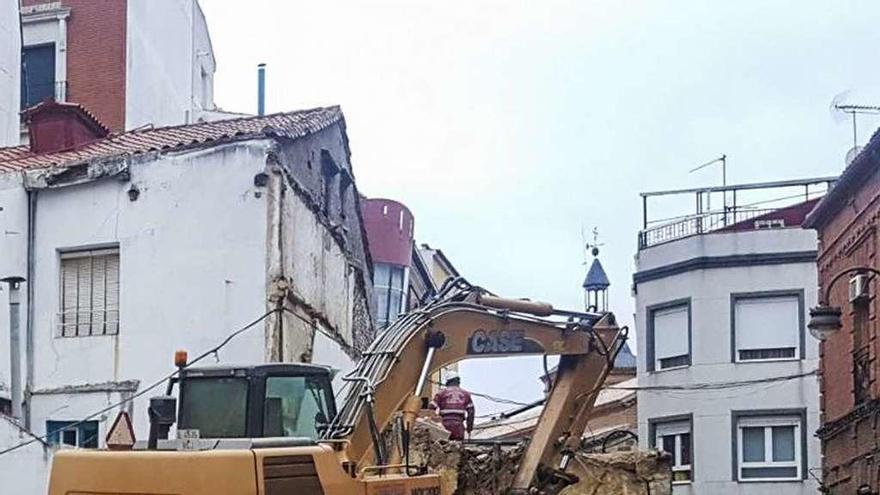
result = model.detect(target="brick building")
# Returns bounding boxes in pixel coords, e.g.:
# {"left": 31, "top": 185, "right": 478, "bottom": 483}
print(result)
{"left": 19, "top": 0, "right": 218, "bottom": 136}
{"left": 804, "top": 132, "right": 880, "bottom": 494}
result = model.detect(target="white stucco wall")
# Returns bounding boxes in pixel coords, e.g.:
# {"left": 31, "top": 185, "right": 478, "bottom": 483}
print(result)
{"left": 27, "top": 143, "right": 270, "bottom": 435}
{"left": 0, "top": 173, "right": 29, "bottom": 401}
{"left": 125, "top": 0, "right": 215, "bottom": 129}
{"left": 0, "top": 417, "right": 50, "bottom": 495}
{"left": 634, "top": 229, "right": 821, "bottom": 495}
{"left": 0, "top": 0, "right": 20, "bottom": 146}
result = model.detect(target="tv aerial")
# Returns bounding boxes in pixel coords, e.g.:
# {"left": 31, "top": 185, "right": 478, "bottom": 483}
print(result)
{"left": 830, "top": 91, "right": 880, "bottom": 162}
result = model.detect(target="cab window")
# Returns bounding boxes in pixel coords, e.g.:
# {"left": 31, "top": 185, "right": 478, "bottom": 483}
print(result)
{"left": 263, "top": 376, "right": 331, "bottom": 439}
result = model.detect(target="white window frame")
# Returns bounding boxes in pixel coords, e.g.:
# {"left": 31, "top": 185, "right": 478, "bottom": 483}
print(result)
{"left": 21, "top": 3, "right": 70, "bottom": 102}
{"left": 736, "top": 415, "right": 802, "bottom": 482}
{"left": 652, "top": 419, "right": 692, "bottom": 485}
{"left": 647, "top": 299, "right": 691, "bottom": 372}
{"left": 58, "top": 247, "right": 120, "bottom": 337}
{"left": 732, "top": 292, "right": 803, "bottom": 364}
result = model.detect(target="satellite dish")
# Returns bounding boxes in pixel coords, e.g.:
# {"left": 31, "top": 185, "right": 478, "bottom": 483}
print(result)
{"left": 830, "top": 91, "right": 852, "bottom": 124}
{"left": 845, "top": 146, "right": 863, "bottom": 165}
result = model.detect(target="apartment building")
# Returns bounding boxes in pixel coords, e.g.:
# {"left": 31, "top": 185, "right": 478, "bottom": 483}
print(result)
{"left": 634, "top": 178, "right": 834, "bottom": 494}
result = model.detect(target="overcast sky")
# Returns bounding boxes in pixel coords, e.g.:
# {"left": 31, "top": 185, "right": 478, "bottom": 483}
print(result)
{"left": 201, "top": 0, "right": 880, "bottom": 414}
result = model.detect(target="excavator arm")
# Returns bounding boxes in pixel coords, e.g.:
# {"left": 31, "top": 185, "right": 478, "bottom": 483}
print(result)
{"left": 326, "top": 279, "right": 624, "bottom": 491}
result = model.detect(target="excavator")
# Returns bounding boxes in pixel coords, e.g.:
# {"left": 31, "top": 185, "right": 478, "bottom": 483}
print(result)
{"left": 47, "top": 279, "right": 625, "bottom": 495}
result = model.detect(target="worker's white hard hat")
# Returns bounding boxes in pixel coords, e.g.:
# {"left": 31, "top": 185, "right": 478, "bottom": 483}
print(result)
{"left": 445, "top": 371, "right": 460, "bottom": 384}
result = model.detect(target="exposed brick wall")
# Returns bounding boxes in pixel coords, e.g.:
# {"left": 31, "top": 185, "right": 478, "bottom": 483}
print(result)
{"left": 23, "top": 0, "right": 127, "bottom": 131}
{"left": 814, "top": 162, "right": 880, "bottom": 492}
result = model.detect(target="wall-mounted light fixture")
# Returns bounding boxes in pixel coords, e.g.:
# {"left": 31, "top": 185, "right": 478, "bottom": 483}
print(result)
{"left": 127, "top": 184, "right": 140, "bottom": 202}
{"left": 808, "top": 266, "right": 880, "bottom": 341}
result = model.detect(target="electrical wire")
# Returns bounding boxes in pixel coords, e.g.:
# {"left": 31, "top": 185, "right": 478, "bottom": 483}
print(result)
{"left": 0, "top": 308, "right": 280, "bottom": 458}
{"left": 429, "top": 379, "right": 531, "bottom": 407}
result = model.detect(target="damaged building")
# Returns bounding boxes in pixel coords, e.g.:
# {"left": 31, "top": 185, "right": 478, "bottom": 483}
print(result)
{"left": 0, "top": 102, "right": 375, "bottom": 491}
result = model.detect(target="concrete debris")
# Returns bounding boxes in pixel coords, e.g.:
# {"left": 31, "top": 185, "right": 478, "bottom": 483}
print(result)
{"left": 559, "top": 451, "right": 672, "bottom": 495}
{"left": 409, "top": 423, "right": 671, "bottom": 495}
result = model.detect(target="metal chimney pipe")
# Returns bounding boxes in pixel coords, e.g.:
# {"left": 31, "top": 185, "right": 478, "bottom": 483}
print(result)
{"left": 257, "top": 63, "right": 266, "bottom": 116}
{"left": 2, "top": 276, "right": 26, "bottom": 420}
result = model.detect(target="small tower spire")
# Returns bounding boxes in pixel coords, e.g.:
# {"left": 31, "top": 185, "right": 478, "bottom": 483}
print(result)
{"left": 583, "top": 228, "right": 610, "bottom": 312}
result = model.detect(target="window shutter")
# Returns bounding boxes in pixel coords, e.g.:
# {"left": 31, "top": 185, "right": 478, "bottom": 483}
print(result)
{"left": 654, "top": 305, "right": 689, "bottom": 362}
{"left": 58, "top": 249, "right": 120, "bottom": 337}
{"left": 61, "top": 258, "right": 79, "bottom": 337}
{"left": 76, "top": 257, "right": 92, "bottom": 336}
{"left": 735, "top": 296, "right": 798, "bottom": 356}
{"left": 105, "top": 253, "right": 120, "bottom": 335}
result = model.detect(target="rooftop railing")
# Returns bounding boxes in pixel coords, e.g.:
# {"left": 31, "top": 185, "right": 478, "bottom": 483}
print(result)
{"left": 637, "top": 176, "right": 837, "bottom": 250}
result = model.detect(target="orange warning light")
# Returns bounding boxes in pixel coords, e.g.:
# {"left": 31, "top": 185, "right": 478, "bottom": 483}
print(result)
{"left": 174, "top": 350, "right": 188, "bottom": 368}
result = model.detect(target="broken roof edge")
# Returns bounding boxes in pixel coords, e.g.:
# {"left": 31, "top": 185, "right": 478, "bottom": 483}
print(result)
{"left": 0, "top": 105, "right": 345, "bottom": 173}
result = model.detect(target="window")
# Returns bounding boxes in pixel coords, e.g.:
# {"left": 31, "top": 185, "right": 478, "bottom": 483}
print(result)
{"left": 732, "top": 292, "right": 803, "bottom": 362}
{"left": 647, "top": 300, "right": 691, "bottom": 371}
{"left": 374, "top": 263, "right": 406, "bottom": 328}
{"left": 734, "top": 411, "right": 805, "bottom": 482}
{"left": 651, "top": 418, "right": 692, "bottom": 484}
{"left": 179, "top": 377, "right": 249, "bottom": 438}
{"left": 59, "top": 248, "right": 120, "bottom": 337}
{"left": 263, "top": 376, "right": 333, "bottom": 439}
{"left": 21, "top": 44, "right": 56, "bottom": 109}
{"left": 46, "top": 420, "right": 99, "bottom": 448}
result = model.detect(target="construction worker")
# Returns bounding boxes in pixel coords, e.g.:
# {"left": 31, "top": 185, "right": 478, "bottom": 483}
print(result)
{"left": 429, "top": 372, "right": 475, "bottom": 440}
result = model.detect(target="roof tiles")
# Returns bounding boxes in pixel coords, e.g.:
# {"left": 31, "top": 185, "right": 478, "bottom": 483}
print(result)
{"left": 0, "top": 106, "right": 343, "bottom": 173}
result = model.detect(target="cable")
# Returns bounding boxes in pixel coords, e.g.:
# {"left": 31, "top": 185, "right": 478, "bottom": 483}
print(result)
{"left": 0, "top": 308, "right": 280, "bottom": 458}
{"left": 429, "top": 379, "right": 531, "bottom": 407}
{"left": 609, "top": 370, "right": 817, "bottom": 391}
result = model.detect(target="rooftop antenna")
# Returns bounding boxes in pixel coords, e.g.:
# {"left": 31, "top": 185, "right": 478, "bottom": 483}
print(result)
{"left": 688, "top": 155, "right": 727, "bottom": 219}
{"left": 830, "top": 91, "right": 880, "bottom": 163}
{"left": 688, "top": 154, "right": 727, "bottom": 187}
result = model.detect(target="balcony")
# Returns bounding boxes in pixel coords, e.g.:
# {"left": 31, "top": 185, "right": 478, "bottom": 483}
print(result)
{"left": 638, "top": 177, "right": 837, "bottom": 250}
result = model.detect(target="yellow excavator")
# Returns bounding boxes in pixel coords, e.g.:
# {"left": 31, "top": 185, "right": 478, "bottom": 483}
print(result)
{"left": 47, "top": 279, "right": 625, "bottom": 495}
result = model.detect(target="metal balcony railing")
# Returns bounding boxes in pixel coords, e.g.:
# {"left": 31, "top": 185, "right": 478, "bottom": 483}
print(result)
{"left": 638, "top": 208, "right": 779, "bottom": 249}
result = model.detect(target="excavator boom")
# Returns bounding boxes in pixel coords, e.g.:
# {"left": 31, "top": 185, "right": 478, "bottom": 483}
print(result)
{"left": 46, "top": 279, "right": 624, "bottom": 495}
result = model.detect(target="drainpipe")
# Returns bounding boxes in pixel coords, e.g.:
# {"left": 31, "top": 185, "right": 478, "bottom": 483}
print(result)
{"left": 2, "top": 276, "right": 25, "bottom": 420}
{"left": 24, "top": 190, "right": 36, "bottom": 429}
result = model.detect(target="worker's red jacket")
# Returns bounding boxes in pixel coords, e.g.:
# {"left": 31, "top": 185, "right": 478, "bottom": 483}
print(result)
{"left": 430, "top": 386, "right": 475, "bottom": 440}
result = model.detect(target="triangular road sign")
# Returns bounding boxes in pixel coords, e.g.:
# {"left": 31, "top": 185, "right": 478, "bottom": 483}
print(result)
{"left": 105, "top": 411, "right": 135, "bottom": 450}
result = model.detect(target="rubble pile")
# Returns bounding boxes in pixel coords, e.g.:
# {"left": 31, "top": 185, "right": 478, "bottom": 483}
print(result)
{"left": 409, "top": 424, "right": 672, "bottom": 495}
{"left": 559, "top": 451, "right": 672, "bottom": 495}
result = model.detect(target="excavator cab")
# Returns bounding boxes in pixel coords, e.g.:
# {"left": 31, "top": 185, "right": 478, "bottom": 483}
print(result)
{"left": 173, "top": 364, "right": 337, "bottom": 441}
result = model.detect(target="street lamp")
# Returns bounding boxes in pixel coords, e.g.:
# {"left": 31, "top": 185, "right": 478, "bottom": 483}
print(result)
{"left": 808, "top": 267, "right": 880, "bottom": 341}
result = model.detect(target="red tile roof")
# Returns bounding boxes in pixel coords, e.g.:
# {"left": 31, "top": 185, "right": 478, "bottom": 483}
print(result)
{"left": 0, "top": 106, "right": 344, "bottom": 172}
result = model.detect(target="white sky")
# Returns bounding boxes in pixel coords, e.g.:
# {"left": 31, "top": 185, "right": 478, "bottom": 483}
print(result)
{"left": 201, "top": 0, "right": 880, "bottom": 414}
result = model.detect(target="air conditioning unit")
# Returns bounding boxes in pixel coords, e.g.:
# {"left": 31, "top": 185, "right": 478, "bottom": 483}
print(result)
{"left": 849, "top": 273, "right": 870, "bottom": 303}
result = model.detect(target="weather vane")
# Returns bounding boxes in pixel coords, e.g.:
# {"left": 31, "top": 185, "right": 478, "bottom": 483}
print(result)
{"left": 583, "top": 227, "right": 603, "bottom": 259}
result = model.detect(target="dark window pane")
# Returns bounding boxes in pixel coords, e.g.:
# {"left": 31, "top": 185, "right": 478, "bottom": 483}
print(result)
{"left": 673, "top": 469, "right": 691, "bottom": 482}
{"left": 179, "top": 377, "right": 248, "bottom": 438}
{"left": 742, "top": 427, "right": 765, "bottom": 462}
{"left": 659, "top": 354, "right": 690, "bottom": 369}
{"left": 739, "top": 348, "right": 796, "bottom": 360}
{"left": 661, "top": 435, "right": 675, "bottom": 455}
{"left": 741, "top": 466, "right": 798, "bottom": 479}
{"left": 79, "top": 421, "right": 99, "bottom": 448}
{"left": 21, "top": 44, "right": 55, "bottom": 109}
{"left": 679, "top": 433, "right": 691, "bottom": 464}
{"left": 264, "top": 376, "right": 332, "bottom": 439}
{"left": 772, "top": 426, "right": 795, "bottom": 462}
{"left": 61, "top": 428, "right": 77, "bottom": 446}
